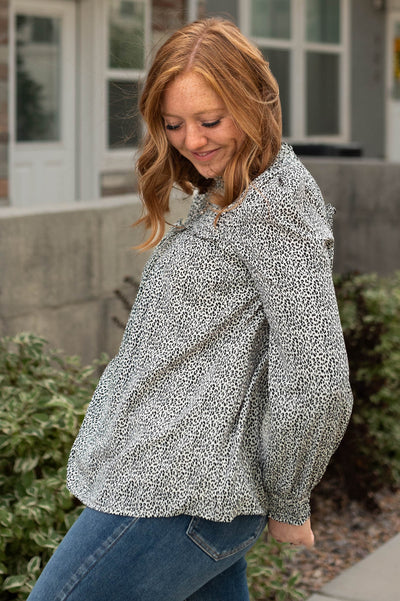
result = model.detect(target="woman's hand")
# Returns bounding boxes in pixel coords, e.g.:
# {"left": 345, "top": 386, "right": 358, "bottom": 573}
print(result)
{"left": 268, "top": 518, "right": 315, "bottom": 548}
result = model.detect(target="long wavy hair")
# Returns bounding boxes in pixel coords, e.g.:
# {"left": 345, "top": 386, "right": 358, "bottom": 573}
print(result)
{"left": 135, "top": 18, "right": 282, "bottom": 249}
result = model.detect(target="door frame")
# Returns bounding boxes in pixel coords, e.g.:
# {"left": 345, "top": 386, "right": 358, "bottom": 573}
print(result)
{"left": 9, "top": 0, "right": 77, "bottom": 205}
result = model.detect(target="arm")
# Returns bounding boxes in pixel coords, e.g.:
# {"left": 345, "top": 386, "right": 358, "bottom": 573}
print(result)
{"left": 225, "top": 172, "right": 353, "bottom": 528}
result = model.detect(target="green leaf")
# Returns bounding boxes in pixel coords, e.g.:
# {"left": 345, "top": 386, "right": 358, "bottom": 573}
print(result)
{"left": 14, "top": 455, "right": 39, "bottom": 474}
{"left": 0, "top": 562, "right": 8, "bottom": 575}
{"left": 27, "top": 556, "right": 41, "bottom": 576}
{"left": 288, "top": 573, "right": 301, "bottom": 586}
{"left": 2, "top": 574, "right": 27, "bottom": 591}
{"left": 0, "top": 508, "right": 13, "bottom": 527}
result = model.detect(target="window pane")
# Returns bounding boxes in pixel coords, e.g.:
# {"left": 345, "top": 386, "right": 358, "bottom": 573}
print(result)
{"left": 16, "top": 15, "right": 61, "bottom": 142}
{"left": 306, "top": 0, "right": 340, "bottom": 44}
{"left": 251, "top": 0, "right": 291, "bottom": 40}
{"left": 109, "top": 0, "right": 145, "bottom": 70}
{"left": 108, "top": 80, "right": 141, "bottom": 148}
{"left": 261, "top": 48, "right": 290, "bottom": 137}
{"left": 306, "top": 52, "right": 339, "bottom": 135}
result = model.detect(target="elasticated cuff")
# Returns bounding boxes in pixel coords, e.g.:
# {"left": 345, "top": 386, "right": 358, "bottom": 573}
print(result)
{"left": 267, "top": 494, "right": 311, "bottom": 526}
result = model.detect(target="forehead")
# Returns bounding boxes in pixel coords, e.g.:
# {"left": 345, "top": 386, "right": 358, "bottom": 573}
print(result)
{"left": 162, "top": 71, "right": 226, "bottom": 115}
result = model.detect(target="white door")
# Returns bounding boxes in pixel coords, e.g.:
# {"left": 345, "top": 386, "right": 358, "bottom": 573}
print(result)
{"left": 386, "top": 11, "right": 400, "bottom": 162}
{"left": 10, "top": 0, "right": 76, "bottom": 206}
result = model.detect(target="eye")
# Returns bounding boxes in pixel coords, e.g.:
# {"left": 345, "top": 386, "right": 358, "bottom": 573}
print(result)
{"left": 165, "top": 123, "right": 182, "bottom": 131}
{"left": 202, "top": 119, "right": 221, "bottom": 128}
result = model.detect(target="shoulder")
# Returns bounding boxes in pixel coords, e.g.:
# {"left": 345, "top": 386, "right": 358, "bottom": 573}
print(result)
{"left": 221, "top": 144, "right": 332, "bottom": 240}
{"left": 249, "top": 144, "right": 325, "bottom": 216}
{"left": 258, "top": 142, "right": 310, "bottom": 187}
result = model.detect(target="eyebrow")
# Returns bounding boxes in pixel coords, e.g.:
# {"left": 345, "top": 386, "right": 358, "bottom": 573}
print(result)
{"left": 162, "top": 108, "right": 226, "bottom": 118}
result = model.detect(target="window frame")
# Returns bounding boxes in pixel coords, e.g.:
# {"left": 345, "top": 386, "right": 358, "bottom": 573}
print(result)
{"left": 99, "top": 0, "right": 151, "bottom": 173}
{"left": 239, "top": 0, "right": 350, "bottom": 144}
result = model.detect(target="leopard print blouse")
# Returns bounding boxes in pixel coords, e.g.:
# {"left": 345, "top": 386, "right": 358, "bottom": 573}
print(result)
{"left": 67, "top": 144, "right": 353, "bottom": 525}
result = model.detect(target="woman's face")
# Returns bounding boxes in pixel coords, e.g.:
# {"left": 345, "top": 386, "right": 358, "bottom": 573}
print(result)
{"left": 161, "top": 71, "right": 245, "bottom": 179}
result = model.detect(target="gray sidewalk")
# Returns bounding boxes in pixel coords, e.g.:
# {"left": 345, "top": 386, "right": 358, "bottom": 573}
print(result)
{"left": 307, "top": 533, "right": 400, "bottom": 601}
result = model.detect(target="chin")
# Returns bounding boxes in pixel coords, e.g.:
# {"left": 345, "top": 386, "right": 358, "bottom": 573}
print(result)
{"left": 196, "top": 165, "right": 224, "bottom": 179}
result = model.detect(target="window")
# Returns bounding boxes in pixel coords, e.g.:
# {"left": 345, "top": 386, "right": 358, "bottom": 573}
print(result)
{"left": 15, "top": 15, "right": 61, "bottom": 142}
{"left": 106, "top": 0, "right": 148, "bottom": 151}
{"left": 241, "top": 0, "right": 349, "bottom": 142}
{"left": 251, "top": 0, "right": 291, "bottom": 40}
{"left": 80, "top": 0, "right": 150, "bottom": 198}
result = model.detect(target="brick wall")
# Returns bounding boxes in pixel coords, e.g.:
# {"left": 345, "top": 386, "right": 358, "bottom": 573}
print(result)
{"left": 0, "top": 0, "right": 8, "bottom": 206}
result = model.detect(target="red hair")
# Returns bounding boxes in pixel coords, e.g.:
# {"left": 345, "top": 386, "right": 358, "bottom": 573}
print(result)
{"left": 135, "top": 18, "right": 282, "bottom": 249}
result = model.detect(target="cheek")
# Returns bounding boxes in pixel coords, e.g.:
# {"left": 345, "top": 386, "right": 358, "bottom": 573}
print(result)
{"left": 165, "top": 132, "right": 174, "bottom": 146}
{"left": 224, "top": 122, "right": 245, "bottom": 149}
{"left": 166, "top": 133, "right": 183, "bottom": 152}
{"left": 225, "top": 126, "right": 246, "bottom": 148}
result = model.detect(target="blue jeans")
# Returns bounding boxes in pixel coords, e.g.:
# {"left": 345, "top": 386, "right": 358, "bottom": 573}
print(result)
{"left": 27, "top": 508, "right": 267, "bottom": 601}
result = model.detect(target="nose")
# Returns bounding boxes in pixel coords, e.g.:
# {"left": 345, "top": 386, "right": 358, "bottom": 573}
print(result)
{"left": 184, "top": 123, "right": 207, "bottom": 151}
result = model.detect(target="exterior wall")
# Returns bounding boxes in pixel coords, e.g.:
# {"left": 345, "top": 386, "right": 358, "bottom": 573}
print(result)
{"left": 303, "top": 157, "right": 400, "bottom": 274}
{"left": 351, "top": 0, "right": 386, "bottom": 158}
{"left": 1, "top": 159, "right": 399, "bottom": 362}
{"left": 0, "top": 0, "right": 8, "bottom": 205}
{"left": 204, "top": 0, "right": 387, "bottom": 159}
{"left": 0, "top": 194, "right": 187, "bottom": 363}
{"left": 0, "top": 0, "right": 392, "bottom": 210}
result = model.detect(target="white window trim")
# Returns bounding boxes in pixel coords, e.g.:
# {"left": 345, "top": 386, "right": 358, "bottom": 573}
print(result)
{"left": 100, "top": 0, "right": 151, "bottom": 173}
{"left": 78, "top": 0, "right": 151, "bottom": 200}
{"left": 240, "top": 0, "right": 350, "bottom": 144}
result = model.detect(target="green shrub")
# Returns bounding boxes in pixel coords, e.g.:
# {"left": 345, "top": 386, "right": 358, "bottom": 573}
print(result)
{"left": 331, "top": 272, "right": 400, "bottom": 502}
{"left": 0, "top": 333, "right": 105, "bottom": 600}
{"left": 247, "top": 536, "right": 305, "bottom": 601}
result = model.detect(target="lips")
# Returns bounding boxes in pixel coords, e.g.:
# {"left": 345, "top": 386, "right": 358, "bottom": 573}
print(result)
{"left": 191, "top": 149, "right": 219, "bottom": 161}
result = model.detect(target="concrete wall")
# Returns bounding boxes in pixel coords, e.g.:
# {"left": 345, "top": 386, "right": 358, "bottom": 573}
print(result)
{"left": 1, "top": 159, "right": 399, "bottom": 362}
{"left": 303, "top": 157, "right": 400, "bottom": 274}
{"left": 0, "top": 194, "right": 191, "bottom": 363}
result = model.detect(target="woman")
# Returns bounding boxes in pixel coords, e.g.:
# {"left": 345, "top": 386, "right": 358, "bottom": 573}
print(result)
{"left": 28, "top": 18, "right": 352, "bottom": 601}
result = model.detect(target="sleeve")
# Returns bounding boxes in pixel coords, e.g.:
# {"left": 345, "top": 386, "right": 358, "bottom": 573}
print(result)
{"left": 224, "top": 173, "right": 353, "bottom": 525}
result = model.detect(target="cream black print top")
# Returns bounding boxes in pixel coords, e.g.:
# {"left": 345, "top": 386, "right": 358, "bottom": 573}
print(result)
{"left": 67, "top": 144, "right": 353, "bottom": 525}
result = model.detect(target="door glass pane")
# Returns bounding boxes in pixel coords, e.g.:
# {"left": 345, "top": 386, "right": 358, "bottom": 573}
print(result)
{"left": 306, "top": 52, "right": 339, "bottom": 135}
{"left": 108, "top": 80, "right": 141, "bottom": 148}
{"left": 251, "top": 0, "right": 291, "bottom": 40}
{"left": 16, "top": 15, "right": 61, "bottom": 142}
{"left": 261, "top": 48, "right": 290, "bottom": 137}
{"left": 393, "top": 22, "right": 400, "bottom": 100}
{"left": 109, "top": 0, "right": 145, "bottom": 70}
{"left": 306, "top": 0, "right": 340, "bottom": 44}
